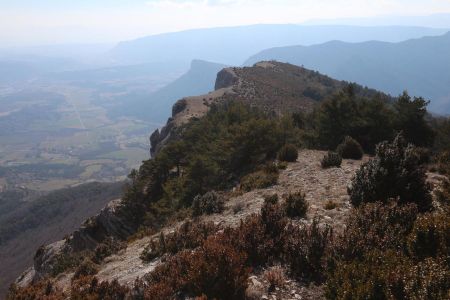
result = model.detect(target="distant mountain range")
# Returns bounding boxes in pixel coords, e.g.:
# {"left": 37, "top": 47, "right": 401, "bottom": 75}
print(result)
{"left": 245, "top": 32, "right": 450, "bottom": 113}
{"left": 304, "top": 13, "right": 450, "bottom": 28}
{"left": 109, "top": 24, "right": 448, "bottom": 65}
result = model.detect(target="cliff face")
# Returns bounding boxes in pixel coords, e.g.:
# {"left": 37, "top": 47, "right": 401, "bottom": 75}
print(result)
{"left": 150, "top": 67, "right": 238, "bottom": 156}
{"left": 15, "top": 199, "right": 134, "bottom": 288}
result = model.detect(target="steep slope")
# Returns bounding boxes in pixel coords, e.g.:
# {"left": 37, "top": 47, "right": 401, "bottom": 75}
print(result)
{"left": 109, "top": 24, "right": 448, "bottom": 65}
{"left": 110, "top": 60, "right": 228, "bottom": 123}
{"left": 150, "top": 61, "right": 385, "bottom": 155}
{"left": 14, "top": 150, "right": 447, "bottom": 299}
{"left": 0, "top": 182, "right": 123, "bottom": 298}
{"left": 62, "top": 150, "right": 367, "bottom": 296}
{"left": 245, "top": 32, "right": 450, "bottom": 113}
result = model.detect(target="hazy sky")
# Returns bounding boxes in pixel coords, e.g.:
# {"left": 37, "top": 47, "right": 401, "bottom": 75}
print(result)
{"left": 1, "top": 0, "right": 450, "bottom": 47}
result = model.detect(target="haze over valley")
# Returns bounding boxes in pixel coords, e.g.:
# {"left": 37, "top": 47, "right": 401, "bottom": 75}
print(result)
{"left": 1, "top": 2, "right": 450, "bottom": 299}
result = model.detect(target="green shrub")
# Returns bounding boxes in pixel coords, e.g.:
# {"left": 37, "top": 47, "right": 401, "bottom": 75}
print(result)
{"left": 321, "top": 151, "right": 342, "bottom": 168}
{"left": 336, "top": 136, "right": 363, "bottom": 159}
{"left": 192, "top": 191, "right": 224, "bottom": 216}
{"left": 277, "top": 144, "right": 298, "bottom": 162}
{"left": 348, "top": 134, "right": 432, "bottom": 212}
{"left": 284, "top": 191, "right": 308, "bottom": 218}
{"left": 240, "top": 169, "right": 278, "bottom": 192}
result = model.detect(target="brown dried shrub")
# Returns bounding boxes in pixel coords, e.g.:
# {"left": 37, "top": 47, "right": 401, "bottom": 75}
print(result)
{"left": 71, "top": 276, "right": 129, "bottom": 300}
{"left": 264, "top": 265, "right": 286, "bottom": 292}
{"left": 407, "top": 212, "right": 450, "bottom": 260}
{"left": 7, "top": 280, "right": 64, "bottom": 300}
{"left": 336, "top": 202, "right": 418, "bottom": 261}
{"left": 145, "top": 235, "right": 250, "bottom": 300}
{"left": 283, "top": 218, "right": 333, "bottom": 282}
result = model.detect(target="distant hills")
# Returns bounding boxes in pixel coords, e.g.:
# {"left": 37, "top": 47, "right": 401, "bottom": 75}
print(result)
{"left": 109, "top": 24, "right": 448, "bottom": 65}
{"left": 245, "top": 32, "right": 450, "bottom": 113}
{"left": 304, "top": 13, "right": 450, "bottom": 28}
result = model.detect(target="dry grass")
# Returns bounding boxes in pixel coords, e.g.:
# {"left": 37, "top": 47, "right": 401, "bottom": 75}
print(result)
{"left": 264, "top": 265, "right": 286, "bottom": 292}
{"left": 324, "top": 200, "right": 338, "bottom": 210}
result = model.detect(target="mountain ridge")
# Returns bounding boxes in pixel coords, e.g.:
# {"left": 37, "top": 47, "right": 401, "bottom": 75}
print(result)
{"left": 245, "top": 31, "right": 450, "bottom": 113}
{"left": 109, "top": 24, "right": 448, "bottom": 65}
{"left": 150, "top": 61, "right": 388, "bottom": 156}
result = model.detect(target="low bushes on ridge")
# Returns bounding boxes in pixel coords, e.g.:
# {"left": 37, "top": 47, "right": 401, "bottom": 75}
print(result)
{"left": 348, "top": 134, "right": 432, "bottom": 212}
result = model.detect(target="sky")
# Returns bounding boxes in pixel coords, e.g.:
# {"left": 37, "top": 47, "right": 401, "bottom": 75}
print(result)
{"left": 1, "top": 0, "right": 450, "bottom": 47}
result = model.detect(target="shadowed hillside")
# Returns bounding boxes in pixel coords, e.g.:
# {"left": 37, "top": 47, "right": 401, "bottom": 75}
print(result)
{"left": 0, "top": 182, "right": 123, "bottom": 297}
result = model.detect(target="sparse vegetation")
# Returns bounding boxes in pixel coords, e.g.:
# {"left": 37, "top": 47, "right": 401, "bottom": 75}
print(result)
{"left": 240, "top": 168, "right": 279, "bottom": 192}
{"left": 141, "top": 221, "right": 219, "bottom": 262}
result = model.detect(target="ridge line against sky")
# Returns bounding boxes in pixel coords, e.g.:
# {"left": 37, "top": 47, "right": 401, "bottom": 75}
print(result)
{"left": 1, "top": 0, "right": 450, "bottom": 47}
